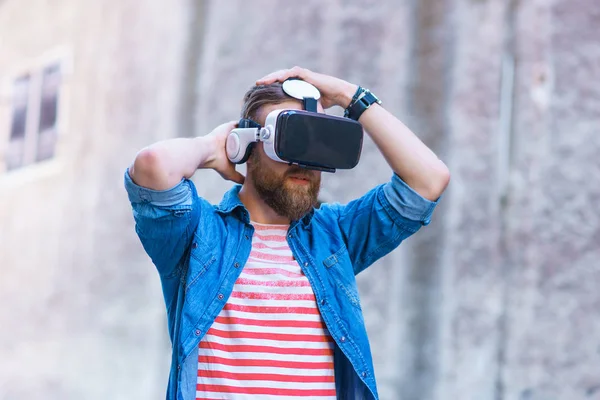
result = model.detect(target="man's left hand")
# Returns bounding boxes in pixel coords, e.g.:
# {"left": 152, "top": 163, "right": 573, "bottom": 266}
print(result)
{"left": 256, "top": 66, "right": 358, "bottom": 109}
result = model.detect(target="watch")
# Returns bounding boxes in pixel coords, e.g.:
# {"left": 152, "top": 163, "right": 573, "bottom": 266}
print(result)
{"left": 345, "top": 89, "right": 382, "bottom": 121}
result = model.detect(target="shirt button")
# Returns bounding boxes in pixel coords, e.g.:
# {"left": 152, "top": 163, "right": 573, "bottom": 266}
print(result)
{"left": 321, "top": 299, "right": 326, "bottom": 305}
{"left": 244, "top": 235, "right": 249, "bottom": 240}
{"left": 177, "top": 365, "right": 181, "bottom": 371}
{"left": 304, "top": 262, "right": 308, "bottom": 267}
{"left": 362, "top": 371, "right": 367, "bottom": 378}
{"left": 218, "top": 293, "right": 224, "bottom": 300}
{"left": 341, "top": 336, "right": 346, "bottom": 342}
{"left": 288, "top": 234, "right": 293, "bottom": 238}
{"left": 192, "top": 242, "right": 198, "bottom": 249}
{"left": 194, "top": 329, "right": 201, "bottom": 336}
{"left": 234, "top": 262, "right": 240, "bottom": 268}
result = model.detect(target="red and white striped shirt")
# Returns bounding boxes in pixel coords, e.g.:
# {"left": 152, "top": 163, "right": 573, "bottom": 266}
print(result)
{"left": 196, "top": 222, "right": 336, "bottom": 400}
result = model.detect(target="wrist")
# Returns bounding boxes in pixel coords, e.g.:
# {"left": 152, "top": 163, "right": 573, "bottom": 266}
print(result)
{"left": 196, "top": 135, "right": 219, "bottom": 168}
{"left": 344, "top": 87, "right": 382, "bottom": 120}
{"left": 337, "top": 83, "right": 359, "bottom": 108}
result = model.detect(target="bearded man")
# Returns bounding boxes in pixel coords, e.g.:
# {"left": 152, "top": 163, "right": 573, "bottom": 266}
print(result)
{"left": 124, "top": 67, "right": 450, "bottom": 400}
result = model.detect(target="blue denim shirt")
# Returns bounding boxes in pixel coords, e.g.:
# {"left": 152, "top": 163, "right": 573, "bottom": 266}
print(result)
{"left": 124, "top": 170, "right": 438, "bottom": 400}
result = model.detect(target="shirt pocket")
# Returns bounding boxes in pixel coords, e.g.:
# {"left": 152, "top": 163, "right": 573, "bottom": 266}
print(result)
{"left": 184, "top": 235, "right": 217, "bottom": 293}
{"left": 323, "top": 246, "right": 363, "bottom": 311}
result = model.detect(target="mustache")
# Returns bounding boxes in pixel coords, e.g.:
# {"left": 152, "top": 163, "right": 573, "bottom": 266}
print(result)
{"left": 286, "top": 168, "right": 315, "bottom": 180}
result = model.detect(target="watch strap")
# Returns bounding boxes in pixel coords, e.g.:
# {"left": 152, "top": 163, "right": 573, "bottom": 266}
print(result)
{"left": 346, "top": 90, "right": 381, "bottom": 121}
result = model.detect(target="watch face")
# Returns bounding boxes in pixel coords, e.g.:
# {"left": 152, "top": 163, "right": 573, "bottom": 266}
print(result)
{"left": 282, "top": 79, "right": 321, "bottom": 100}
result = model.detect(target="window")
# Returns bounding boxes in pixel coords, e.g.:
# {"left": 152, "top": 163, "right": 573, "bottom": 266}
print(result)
{"left": 37, "top": 63, "right": 60, "bottom": 162}
{"left": 5, "top": 62, "right": 62, "bottom": 171}
{"left": 6, "top": 75, "right": 30, "bottom": 170}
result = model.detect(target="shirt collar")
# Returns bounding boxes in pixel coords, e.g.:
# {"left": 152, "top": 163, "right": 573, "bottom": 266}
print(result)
{"left": 215, "top": 184, "right": 249, "bottom": 222}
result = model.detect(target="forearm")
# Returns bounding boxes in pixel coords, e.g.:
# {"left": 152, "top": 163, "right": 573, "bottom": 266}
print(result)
{"left": 129, "top": 136, "right": 217, "bottom": 191}
{"left": 253, "top": 66, "right": 450, "bottom": 200}
{"left": 358, "top": 103, "right": 450, "bottom": 201}
{"left": 331, "top": 80, "right": 449, "bottom": 201}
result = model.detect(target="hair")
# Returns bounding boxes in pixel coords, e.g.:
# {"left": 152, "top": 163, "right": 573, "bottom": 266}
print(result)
{"left": 240, "top": 83, "right": 291, "bottom": 123}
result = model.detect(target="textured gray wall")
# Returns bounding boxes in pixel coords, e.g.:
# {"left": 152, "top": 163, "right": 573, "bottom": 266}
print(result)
{"left": 501, "top": 0, "right": 600, "bottom": 398}
{"left": 441, "top": 0, "right": 507, "bottom": 398}
{"left": 0, "top": 0, "right": 195, "bottom": 398}
{"left": 1, "top": 0, "right": 599, "bottom": 399}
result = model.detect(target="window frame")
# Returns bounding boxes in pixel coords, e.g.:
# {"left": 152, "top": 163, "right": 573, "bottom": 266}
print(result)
{"left": 0, "top": 46, "right": 72, "bottom": 182}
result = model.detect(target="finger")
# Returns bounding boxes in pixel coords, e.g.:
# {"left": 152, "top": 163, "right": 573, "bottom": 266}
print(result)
{"left": 221, "top": 120, "right": 239, "bottom": 133}
{"left": 222, "top": 164, "right": 245, "bottom": 183}
{"left": 222, "top": 120, "right": 238, "bottom": 129}
{"left": 256, "top": 74, "right": 287, "bottom": 85}
{"left": 256, "top": 69, "right": 287, "bottom": 85}
{"left": 211, "top": 120, "right": 237, "bottom": 133}
{"left": 229, "top": 171, "right": 245, "bottom": 184}
{"left": 257, "top": 66, "right": 307, "bottom": 85}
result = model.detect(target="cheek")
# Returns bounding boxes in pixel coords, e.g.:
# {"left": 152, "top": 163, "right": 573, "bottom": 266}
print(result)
{"left": 261, "top": 156, "right": 288, "bottom": 176}
{"left": 252, "top": 156, "right": 285, "bottom": 182}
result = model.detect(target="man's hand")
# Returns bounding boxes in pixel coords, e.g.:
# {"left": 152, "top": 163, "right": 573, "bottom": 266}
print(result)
{"left": 130, "top": 121, "right": 244, "bottom": 191}
{"left": 259, "top": 66, "right": 450, "bottom": 201}
{"left": 203, "top": 121, "right": 245, "bottom": 184}
{"left": 256, "top": 66, "right": 358, "bottom": 109}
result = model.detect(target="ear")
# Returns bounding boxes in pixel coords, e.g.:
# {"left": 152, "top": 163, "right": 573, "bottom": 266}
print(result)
{"left": 246, "top": 143, "right": 260, "bottom": 166}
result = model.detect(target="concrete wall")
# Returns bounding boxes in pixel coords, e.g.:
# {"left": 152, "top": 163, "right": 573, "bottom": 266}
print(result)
{"left": 501, "top": 0, "right": 600, "bottom": 398}
{"left": 1, "top": 0, "right": 599, "bottom": 399}
{"left": 0, "top": 0, "right": 197, "bottom": 398}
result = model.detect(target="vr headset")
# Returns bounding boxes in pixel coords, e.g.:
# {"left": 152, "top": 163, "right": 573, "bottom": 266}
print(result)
{"left": 226, "top": 79, "right": 364, "bottom": 173}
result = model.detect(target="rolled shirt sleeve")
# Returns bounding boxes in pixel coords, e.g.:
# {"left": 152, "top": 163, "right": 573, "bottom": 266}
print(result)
{"left": 383, "top": 173, "right": 439, "bottom": 227}
{"left": 123, "top": 168, "right": 201, "bottom": 285}
{"left": 124, "top": 168, "right": 194, "bottom": 207}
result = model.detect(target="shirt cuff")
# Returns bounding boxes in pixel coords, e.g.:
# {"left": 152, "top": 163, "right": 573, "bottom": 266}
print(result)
{"left": 123, "top": 168, "right": 194, "bottom": 207}
{"left": 383, "top": 173, "right": 438, "bottom": 226}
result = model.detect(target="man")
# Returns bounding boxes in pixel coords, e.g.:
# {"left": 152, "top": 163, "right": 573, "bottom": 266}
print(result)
{"left": 125, "top": 67, "right": 450, "bottom": 400}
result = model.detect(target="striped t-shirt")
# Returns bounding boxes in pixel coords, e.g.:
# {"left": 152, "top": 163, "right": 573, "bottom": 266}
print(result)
{"left": 196, "top": 222, "right": 336, "bottom": 400}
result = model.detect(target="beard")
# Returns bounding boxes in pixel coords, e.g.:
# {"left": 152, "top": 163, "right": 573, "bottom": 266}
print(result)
{"left": 248, "top": 151, "right": 321, "bottom": 221}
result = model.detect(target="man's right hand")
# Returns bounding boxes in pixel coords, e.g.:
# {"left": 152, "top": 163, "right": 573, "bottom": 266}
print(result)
{"left": 202, "top": 121, "right": 245, "bottom": 184}
{"left": 129, "top": 121, "right": 245, "bottom": 191}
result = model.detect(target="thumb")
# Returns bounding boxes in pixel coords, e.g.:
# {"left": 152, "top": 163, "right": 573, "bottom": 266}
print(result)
{"left": 231, "top": 171, "right": 245, "bottom": 184}
{"left": 222, "top": 169, "right": 245, "bottom": 184}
